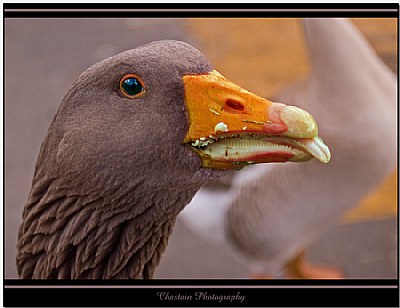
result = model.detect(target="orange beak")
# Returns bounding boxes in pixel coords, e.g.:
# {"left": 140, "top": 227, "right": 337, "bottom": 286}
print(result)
{"left": 183, "top": 70, "right": 330, "bottom": 170}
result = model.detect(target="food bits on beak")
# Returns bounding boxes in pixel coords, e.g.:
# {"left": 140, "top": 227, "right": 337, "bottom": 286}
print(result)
{"left": 214, "top": 122, "right": 229, "bottom": 133}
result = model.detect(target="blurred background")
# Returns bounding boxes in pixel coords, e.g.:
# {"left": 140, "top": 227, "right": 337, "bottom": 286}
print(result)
{"left": 5, "top": 17, "right": 397, "bottom": 279}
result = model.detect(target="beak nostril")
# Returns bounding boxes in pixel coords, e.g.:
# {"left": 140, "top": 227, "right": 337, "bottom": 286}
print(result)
{"left": 225, "top": 98, "right": 245, "bottom": 112}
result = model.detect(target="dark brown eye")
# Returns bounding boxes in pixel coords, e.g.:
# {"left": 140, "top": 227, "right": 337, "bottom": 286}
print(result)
{"left": 120, "top": 74, "right": 145, "bottom": 98}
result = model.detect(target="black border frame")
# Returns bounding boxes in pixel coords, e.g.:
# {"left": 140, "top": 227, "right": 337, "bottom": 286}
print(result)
{"left": 3, "top": 3, "right": 399, "bottom": 307}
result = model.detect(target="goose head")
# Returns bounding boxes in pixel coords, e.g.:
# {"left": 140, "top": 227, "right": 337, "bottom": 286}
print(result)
{"left": 52, "top": 40, "right": 330, "bottom": 186}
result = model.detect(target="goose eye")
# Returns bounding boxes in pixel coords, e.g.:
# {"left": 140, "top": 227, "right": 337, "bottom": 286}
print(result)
{"left": 120, "top": 74, "right": 145, "bottom": 98}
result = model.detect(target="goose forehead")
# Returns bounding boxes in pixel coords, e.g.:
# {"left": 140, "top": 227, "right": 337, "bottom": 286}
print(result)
{"left": 76, "top": 41, "right": 213, "bottom": 90}
{"left": 104, "top": 42, "right": 213, "bottom": 76}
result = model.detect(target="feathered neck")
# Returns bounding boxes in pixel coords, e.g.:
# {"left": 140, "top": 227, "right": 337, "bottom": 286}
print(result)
{"left": 17, "top": 175, "right": 198, "bottom": 279}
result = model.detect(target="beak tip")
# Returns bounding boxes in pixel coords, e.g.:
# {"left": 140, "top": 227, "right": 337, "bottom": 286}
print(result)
{"left": 308, "top": 136, "right": 331, "bottom": 163}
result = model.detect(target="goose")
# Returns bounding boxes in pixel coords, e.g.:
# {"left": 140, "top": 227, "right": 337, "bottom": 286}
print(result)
{"left": 179, "top": 18, "right": 397, "bottom": 278}
{"left": 16, "top": 40, "right": 330, "bottom": 279}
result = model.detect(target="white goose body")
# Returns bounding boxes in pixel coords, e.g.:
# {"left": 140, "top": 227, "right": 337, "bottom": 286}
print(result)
{"left": 179, "top": 18, "right": 397, "bottom": 277}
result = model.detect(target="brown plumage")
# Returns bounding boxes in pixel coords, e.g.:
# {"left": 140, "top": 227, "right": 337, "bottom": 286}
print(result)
{"left": 17, "top": 40, "right": 220, "bottom": 279}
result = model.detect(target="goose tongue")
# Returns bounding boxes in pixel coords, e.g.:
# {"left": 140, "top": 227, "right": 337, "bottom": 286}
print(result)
{"left": 189, "top": 134, "right": 331, "bottom": 169}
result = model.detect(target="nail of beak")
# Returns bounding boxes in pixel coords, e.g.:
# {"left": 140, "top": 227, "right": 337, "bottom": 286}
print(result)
{"left": 280, "top": 105, "right": 318, "bottom": 138}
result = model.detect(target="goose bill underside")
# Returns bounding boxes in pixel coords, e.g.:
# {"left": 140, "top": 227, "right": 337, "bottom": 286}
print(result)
{"left": 182, "top": 70, "right": 331, "bottom": 170}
